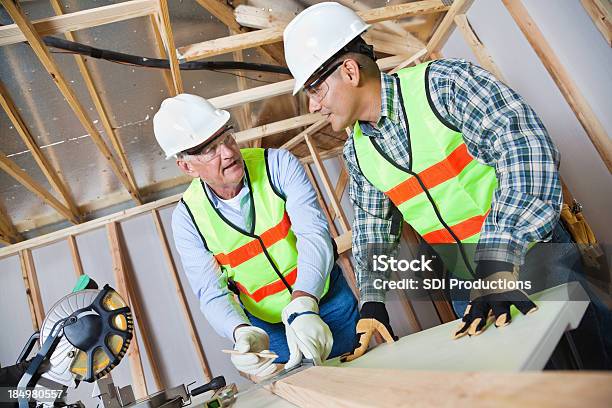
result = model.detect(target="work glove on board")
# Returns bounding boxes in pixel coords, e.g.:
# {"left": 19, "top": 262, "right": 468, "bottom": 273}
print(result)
{"left": 454, "top": 264, "right": 538, "bottom": 339}
{"left": 231, "top": 326, "right": 277, "bottom": 377}
{"left": 281, "top": 296, "right": 333, "bottom": 369}
{"left": 341, "top": 301, "right": 398, "bottom": 362}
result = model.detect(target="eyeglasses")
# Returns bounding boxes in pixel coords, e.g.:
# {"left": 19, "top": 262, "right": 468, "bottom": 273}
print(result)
{"left": 303, "top": 60, "right": 344, "bottom": 102}
{"left": 182, "top": 126, "right": 236, "bottom": 162}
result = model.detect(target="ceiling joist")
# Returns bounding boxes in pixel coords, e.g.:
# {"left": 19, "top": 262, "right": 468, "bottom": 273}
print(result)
{"left": 1, "top": 0, "right": 143, "bottom": 204}
{"left": 178, "top": 0, "right": 451, "bottom": 62}
{"left": 0, "top": 79, "right": 81, "bottom": 222}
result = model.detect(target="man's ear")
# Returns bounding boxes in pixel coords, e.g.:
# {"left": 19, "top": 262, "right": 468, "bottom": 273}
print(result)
{"left": 176, "top": 159, "right": 197, "bottom": 177}
{"left": 339, "top": 59, "right": 361, "bottom": 87}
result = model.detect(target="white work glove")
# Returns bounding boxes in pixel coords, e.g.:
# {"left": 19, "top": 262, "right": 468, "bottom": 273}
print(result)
{"left": 281, "top": 296, "right": 333, "bottom": 369}
{"left": 230, "top": 326, "right": 277, "bottom": 377}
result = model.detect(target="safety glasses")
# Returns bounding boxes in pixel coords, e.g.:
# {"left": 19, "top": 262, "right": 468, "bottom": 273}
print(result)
{"left": 182, "top": 125, "right": 236, "bottom": 162}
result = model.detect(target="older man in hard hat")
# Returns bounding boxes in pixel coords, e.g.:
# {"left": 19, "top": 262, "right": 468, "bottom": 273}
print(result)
{"left": 283, "top": 2, "right": 611, "bottom": 367}
{"left": 153, "top": 94, "right": 358, "bottom": 375}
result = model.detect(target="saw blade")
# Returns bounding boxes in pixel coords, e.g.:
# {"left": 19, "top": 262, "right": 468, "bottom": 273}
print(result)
{"left": 40, "top": 287, "right": 133, "bottom": 383}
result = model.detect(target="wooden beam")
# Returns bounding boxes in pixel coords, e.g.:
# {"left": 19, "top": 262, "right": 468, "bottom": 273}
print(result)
{"left": 304, "top": 135, "right": 350, "bottom": 232}
{"left": 48, "top": 0, "right": 142, "bottom": 205}
{"left": 503, "top": 0, "right": 612, "bottom": 173}
{"left": 280, "top": 120, "right": 328, "bottom": 151}
{"left": 0, "top": 200, "right": 20, "bottom": 243}
{"left": 581, "top": 0, "right": 612, "bottom": 47}
{"left": 0, "top": 80, "right": 81, "bottom": 221}
{"left": 156, "top": 0, "right": 183, "bottom": 95}
{"left": 453, "top": 14, "right": 506, "bottom": 80}
{"left": 0, "top": 152, "right": 77, "bottom": 223}
{"left": 178, "top": 1, "right": 450, "bottom": 62}
{"left": 2, "top": 1, "right": 142, "bottom": 203}
{"left": 327, "top": 167, "right": 348, "bottom": 221}
{"left": 426, "top": 0, "right": 475, "bottom": 58}
{"left": 19, "top": 249, "right": 44, "bottom": 330}
{"left": 0, "top": 0, "right": 158, "bottom": 47}
{"left": 106, "top": 222, "right": 148, "bottom": 398}
{"left": 151, "top": 209, "right": 212, "bottom": 381}
{"left": 389, "top": 48, "right": 427, "bottom": 74}
{"left": 194, "top": 0, "right": 285, "bottom": 65}
{"left": 235, "top": 113, "right": 323, "bottom": 144}
{"left": 234, "top": 4, "right": 295, "bottom": 29}
{"left": 299, "top": 146, "right": 345, "bottom": 165}
{"left": 67, "top": 235, "right": 84, "bottom": 278}
{"left": 148, "top": 14, "right": 176, "bottom": 94}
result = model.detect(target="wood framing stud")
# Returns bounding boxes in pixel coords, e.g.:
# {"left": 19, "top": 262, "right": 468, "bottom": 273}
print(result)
{"left": 581, "top": 0, "right": 612, "bottom": 47}
{"left": 0, "top": 0, "right": 159, "bottom": 47}
{"left": 453, "top": 14, "right": 506, "bottom": 81}
{"left": 156, "top": 0, "right": 184, "bottom": 95}
{"left": 503, "top": 0, "right": 612, "bottom": 173}
{"left": 178, "top": 1, "right": 450, "bottom": 62}
{"left": 19, "top": 249, "right": 44, "bottom": 330}
{"left": 151, "top": 209, "right": 213, "bottom": 381}
{"left": 107, "top": 222, "right": 152, "bottom": 397}
{"left": 49, "top": 0, "right": 142, "bottom": 205}
{"left": 0, "top": 79, "right": 81, "bottom": 221}
{"left": 0, "top": 152, "right": 77, "bottom": 223}
{"left": 426, "top": 0, "right": 475, "bottom": 58}
{"left": 1, "top": 0, "right": 142, "bottom": 203}
{"left": 67, "top": 235, "right": 84, "bottom": 277}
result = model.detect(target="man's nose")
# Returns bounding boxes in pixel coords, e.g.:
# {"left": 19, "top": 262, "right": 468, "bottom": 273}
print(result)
{"left": 309, "top": 96, "right": 322, "bottom": 113}
{"left": 219, "top": 142, "right": 234, "bottom": 159}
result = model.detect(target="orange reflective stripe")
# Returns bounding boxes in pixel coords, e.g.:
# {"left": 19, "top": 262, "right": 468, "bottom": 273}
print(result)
{"left": 422, "top": 212, "right": 489, "bottom": 243}
{"left": 386, "top": 144, "right": 473, "bottom": 205}
{"left": 214, "top": 212, "right": 291, "bottom": 267}
{"left": 235, "top": 267, "right": 298, "bottom": 302}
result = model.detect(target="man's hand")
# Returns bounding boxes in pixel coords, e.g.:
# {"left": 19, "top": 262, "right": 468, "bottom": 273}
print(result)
{"left": 281, "top": 296, "right": 333, "bottom": 369}
{"left": 454, "top": 270, "right": 538, "bottom": 339}
{"left": 230, "top": 325, "right": 277, "bottom": 377}
{"left": 340, "top": 302, "right": 397, "bottom": 362}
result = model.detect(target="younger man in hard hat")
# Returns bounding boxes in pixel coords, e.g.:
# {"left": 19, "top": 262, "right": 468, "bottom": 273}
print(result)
{"left": 283, "top": 2, "right": 611, "bottom": 367}
{"left": 153, "top": 94, "right": 358, "bottom": 376}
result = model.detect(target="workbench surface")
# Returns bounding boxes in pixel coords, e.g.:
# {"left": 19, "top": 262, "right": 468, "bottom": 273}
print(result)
{"left": 190, "top": 282, "right": 589, "bottom": 408}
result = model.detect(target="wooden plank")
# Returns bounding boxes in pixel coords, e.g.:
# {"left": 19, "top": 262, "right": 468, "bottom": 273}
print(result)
{"left": 178, "top": 1, "right": 450, "bottom": 62}
{"left": 0, "top": 79, "right": 81, "bottom": 222}
{"left": 0, "top": 201, "right": 20, "bottom": 243}
{"left": 0, "top": 0, "right": 158, "bottom": 47}
{"left": 156, "top": 0, "right": 183, "bottom": 95}
{"left": 148, "top": 14, "right": 176, "bottom": 94}
{"left": 194, "top": 0, "right": 285, "bottom": 65}
{"left": 19, "top": 250, "right": 40, "bottom": 330}
{"left": 2, "top": 1, "right": 142, "bottom": 203}
{"left": 327, "top": 167, "right": 348, "bottom": 221}
{"left": 151, "top": 209, "right": 212, "bottom": 381}
{"left": 304, "top": 165, "right": 359, "bottom": 300}
{"left": 19, "top": 249, "right": 44, "bottom": 329}
{"left": 106, "top": 222, "right": 148, "bottom": 398}
{"left": 234, "top": 4, "right": 295, "bottom": 29}
{"left": 453, "top": 14, "right": 505, "bottom": 80}
{"left": 67, "top": 235, "right": 84, "bottom": 278}
{"left": 280, "top": 120, "right": 328, "bottom": 151}
{"left": 299, "top": 146, "right": 344, "bottom": 165}
{"left": 503, "top": 0, "right": 612, "bottom": 173}
{"left": 426, "top": 0, "right": 475, "bottom": 58}
{"left": 0, "top": 152, "right": 77, "bottom": 223}
{"left": 389, "top": 48, "right": 427, "bottom": 74}
{"left": 581, "top": 0, "right": 612, "bottom": 47}
{"left": 304, "top": 135, "right": 350, "bottom": 232}
{"left": 271, "top": 366, "right": 612, "bottom": 407}
{"left": 235, "top": 113, "right": 323, "bottom": 144}
{"left": 48, "top": 0, "right": 142, "bottom": 205}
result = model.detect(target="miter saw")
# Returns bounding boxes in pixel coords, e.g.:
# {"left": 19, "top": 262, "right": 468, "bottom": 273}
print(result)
{"left": 13, "top": 276, "right": 238, "bottom": 408}
{"left": 15, "top": 276, "right": 133, "bottom": 407}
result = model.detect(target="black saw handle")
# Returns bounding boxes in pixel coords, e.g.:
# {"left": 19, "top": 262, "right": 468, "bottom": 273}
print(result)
{"left": 191, "top": 376, "right": 226, "bottom": 396}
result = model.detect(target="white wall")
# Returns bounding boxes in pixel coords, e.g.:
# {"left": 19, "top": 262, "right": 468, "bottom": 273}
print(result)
{"left": 442, "top": 0, "right": 612, "bottom": 268}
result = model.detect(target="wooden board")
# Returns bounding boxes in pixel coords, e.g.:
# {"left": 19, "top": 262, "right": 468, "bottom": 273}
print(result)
{"left": 270, "top": 366, "right": 612, "bottom": 408}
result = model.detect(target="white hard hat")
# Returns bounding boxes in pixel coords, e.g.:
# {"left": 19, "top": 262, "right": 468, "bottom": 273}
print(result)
{"left": 153, "top": 94, "right": 230, "bottom": 159}
{"left": 283, "top": 2, "right": 370, "bottom": 95}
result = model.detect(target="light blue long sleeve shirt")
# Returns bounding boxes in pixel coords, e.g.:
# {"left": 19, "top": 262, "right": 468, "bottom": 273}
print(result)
{"left": 172, "top": 148, "right": 334, "bottom": 340}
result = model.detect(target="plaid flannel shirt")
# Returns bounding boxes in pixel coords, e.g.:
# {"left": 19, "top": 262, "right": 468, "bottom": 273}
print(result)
{"left": 343, "top": 59, "right": 562, "bottom": 304}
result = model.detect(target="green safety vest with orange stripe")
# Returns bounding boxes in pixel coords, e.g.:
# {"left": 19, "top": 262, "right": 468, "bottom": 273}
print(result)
{"left": 353, "top": 62, "right": 498, "bottom": 279}
{"left": 182, "top": 148, "right": 330, "bottom": 323}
